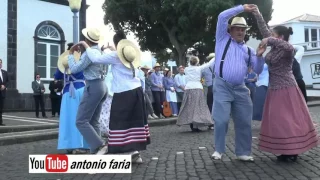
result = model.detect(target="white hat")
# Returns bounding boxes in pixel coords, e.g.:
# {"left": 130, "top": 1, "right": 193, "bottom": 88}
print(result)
{"left": 116, "top": 39, "right": 141, "bottom": 69}
{"left": 57, "top": 50, "right": 81, "bottom": 74}
{"left": 153, "top": 63, "right": 161, "bottom": 68}
{"left": 82, "top": 28, "right": 100, "bottom": 44}
{"left": 140, "top": 65, "right": 151, "bottom": 70}
{"left": 230, "top": 17, "right": 251, "bottom": 29}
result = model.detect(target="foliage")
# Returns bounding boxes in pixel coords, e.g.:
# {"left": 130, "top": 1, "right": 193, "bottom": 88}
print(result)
{"left": 103, "top": 0, "right": 273, "bottom": 65}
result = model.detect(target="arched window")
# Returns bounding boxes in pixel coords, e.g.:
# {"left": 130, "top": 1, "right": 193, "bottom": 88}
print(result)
{"left": 34, "top": 21, "right": 65, "bottom": 81}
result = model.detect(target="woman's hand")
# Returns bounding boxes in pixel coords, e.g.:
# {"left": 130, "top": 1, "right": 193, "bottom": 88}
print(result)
{"left": 256, "top": 38, "right": 268, "bottom": 56}
{"left": 69, "top": 44, "right": 80, "bottom": 54}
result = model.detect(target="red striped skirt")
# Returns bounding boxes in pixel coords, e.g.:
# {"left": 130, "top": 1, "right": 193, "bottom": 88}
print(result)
{"left": 107, "top": 87, "right": 150, "bottom": 153}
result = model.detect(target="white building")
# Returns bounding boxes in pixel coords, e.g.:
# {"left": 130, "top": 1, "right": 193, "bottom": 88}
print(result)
{"left": 247, "top": 14, "right": 320, "bottom": 97}
{"left": 0, "top": 0, "right": 87, "bottom": 111}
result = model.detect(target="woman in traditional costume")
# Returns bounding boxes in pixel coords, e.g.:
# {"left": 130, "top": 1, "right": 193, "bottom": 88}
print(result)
{"left": 176, "top": 56, "right": 214, "bottom": 132}
{"left": 56, "top": 43, "right": 89, "bottom": 154}
{"left": 78, "top": 32, "right": 150, "bottom": 163}
{"left": 254, "top": 8, "right": 318, "bottom": 161}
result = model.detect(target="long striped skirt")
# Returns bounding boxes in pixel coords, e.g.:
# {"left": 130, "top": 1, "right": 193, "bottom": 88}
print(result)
{"left": 107, "top": 87, "right": 150, "bottom": 154}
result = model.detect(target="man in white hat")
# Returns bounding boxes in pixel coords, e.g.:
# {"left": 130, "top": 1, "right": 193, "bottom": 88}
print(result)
{"left": 211, "top": 4, "right": 265, "bottom": 161}
{"left": 77, "top": 31, "right": 150, "bottom": 163}
{"left": 68, "top": 28, "right": 108, "bottom": 155}
{"left": 150, "top": 63, "right": 165, "bottom": 118}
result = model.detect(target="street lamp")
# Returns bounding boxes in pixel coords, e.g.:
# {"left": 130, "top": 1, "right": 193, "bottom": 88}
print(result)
{"left": 68, "top": 0, "right": 82, "bottom": 44}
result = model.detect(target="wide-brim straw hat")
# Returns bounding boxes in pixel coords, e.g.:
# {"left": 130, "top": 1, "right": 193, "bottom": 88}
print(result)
{"left": 117, "top": 39, "right": 141, "bottom": 69}
{"left": 57, "top": 50, "right": 81, "bottom": 74}
{"left": 206, "top": 53, "right": 215, "bottom": 60}
{"left": 141, "top": 65, "right": 151, "bottom": 70}
{"left": 229, "top": 17, "right": 251, "bottom": 29}
{"left": 153, "top": 63, "right": 161, "bottom": 68}
{"left": 82, "top": 28, "right": 100, "bottom": 44}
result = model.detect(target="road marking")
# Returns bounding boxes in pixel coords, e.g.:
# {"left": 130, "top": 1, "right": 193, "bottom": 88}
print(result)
{"left": 199, "top": 147, "right": 206, "bottom": 150}
{"left": 151, "top": 157, "right": 158, "bottom": 160}
{"left": 176, "top": 152, "right": 183, "bottom": 154}
{"left": 3, "top": 115, "right": 59, "bottom": 122}
{"left": 2, "top": 117, "right": 56, "bottom": 124}
{"left": 252, "top": 137, "right": 257, "bottom": 139}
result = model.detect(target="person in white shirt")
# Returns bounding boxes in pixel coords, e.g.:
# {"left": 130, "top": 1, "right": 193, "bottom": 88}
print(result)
{"left": 174, "top": 66, "right": 186, "bottom": 111}
{"left": 176, "top": 56, "right": 214, "bottom": 132}
{"left": 77, "top": 31, "right": 150, "bottom": 163}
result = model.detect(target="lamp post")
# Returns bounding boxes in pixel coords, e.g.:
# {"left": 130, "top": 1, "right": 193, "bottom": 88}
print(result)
{"left": 68, "top": 0, "right": 82, "bottom": 44}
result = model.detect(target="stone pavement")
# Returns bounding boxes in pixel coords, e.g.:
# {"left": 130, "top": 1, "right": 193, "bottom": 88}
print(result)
{"left": 0, "top": 107, "right": 320, "bottom": 180}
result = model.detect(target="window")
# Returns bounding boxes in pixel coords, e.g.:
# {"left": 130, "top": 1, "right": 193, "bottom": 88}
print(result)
{"left": 304, "top": 27, "right": 320, "bottom": 50}
{"left": 34, "top": 21, "right": 65, "bottom": 81}
{"left": 36, "top": 43, "right": 60, "bottom": 79}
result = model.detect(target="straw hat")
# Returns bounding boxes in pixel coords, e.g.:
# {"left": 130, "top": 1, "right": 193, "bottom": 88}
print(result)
{"left": 229, "top": 17, "right": 251, "bottom": 29}
{"left": 164, "top": 68, "right": 169, "bottom": 71}
{"left": 82, "top": 28, "right": 100, "bottom": 44}
{"left": 140, "top": 65, "right": 151, "bottom": 70}
{"left": 57, "top": 50, "right": 81, "bottom": 74}
{"left": 206, "top": 53, "right": 215, "bottom": 60}
{"left": 153, "top": 63, "right": 161, "bottom": 68}
{"left": 116, "top": 39, "right": 141, "bottom": 69}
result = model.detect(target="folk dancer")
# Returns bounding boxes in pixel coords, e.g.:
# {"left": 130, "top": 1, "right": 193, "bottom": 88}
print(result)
{"left": 140, "top": 65, "right": 158, "bottom": 119}
{"left": 57, "top": 43, "right": 89, "bottom": 154}
{"left": 176, "top": 56, "right": 214, "bottom": 132}
{"left": 163, "top": 70, "right": 179, "bottom": 116}
{"left": 79, "top": 31, "right": 150, "bottom": 163}
{"left": 174, "top": 66, "right": 186, "bottom": 112}
{"left": 211, "top": 4, "right": 265, "bottom": 161}
{"left": 151, "top": 63, "right": 165, "bottom": 118}
{"left": 68, "top": 28, "right": 108, "bottom": 155}
{"left": 98, "top": 64, "right": 113, "bottom": 138}
{"left": 253, "top": 7, "right": 318, "bottom": 161}
{"left": 202, "top": 53, "right": 215, "bottom": 129}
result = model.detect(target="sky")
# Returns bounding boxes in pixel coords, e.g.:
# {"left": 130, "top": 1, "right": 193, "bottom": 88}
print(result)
{"left": 85, "top": 0, "right": 320, "bottom": 65}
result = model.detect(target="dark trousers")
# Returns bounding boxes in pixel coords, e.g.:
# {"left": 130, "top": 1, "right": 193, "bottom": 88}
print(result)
{"left": 152, "top": 91, "right": 165, "bottom": 117}
{"left": 247, "top": 86, "right": 256, "bottom": 102}
{"left": 51, "top": 97, "right": 61, "bottom": 116}
{"left": 296, "top": 79, "right": 308, "bottom": 103}
{"left": 34, "top": 95, "right": 46, "bottom": 117}
{"left": 207, "top": 85, "right": 213, "bottom": 113}
{"left": 0, "top": 97, "right": 4, "bottom": 124}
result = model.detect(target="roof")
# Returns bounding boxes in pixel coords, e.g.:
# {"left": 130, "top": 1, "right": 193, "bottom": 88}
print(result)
{"left": 284, "top": 14, "right": 320, "bottom": 23}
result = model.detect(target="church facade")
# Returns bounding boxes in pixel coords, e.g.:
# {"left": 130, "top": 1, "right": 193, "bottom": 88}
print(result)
{"left": 0, "top": 0, "right": 87, "bottom": 111}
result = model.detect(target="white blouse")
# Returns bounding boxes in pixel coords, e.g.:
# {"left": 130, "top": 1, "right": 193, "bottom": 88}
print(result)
{"left": 185, "top": 59, "right": 215, "bottom": 90}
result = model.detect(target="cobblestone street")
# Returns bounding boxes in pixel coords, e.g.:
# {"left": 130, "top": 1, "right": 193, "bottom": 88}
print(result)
{"left": 0, "top": 107, "right": 319, "bottom": 180}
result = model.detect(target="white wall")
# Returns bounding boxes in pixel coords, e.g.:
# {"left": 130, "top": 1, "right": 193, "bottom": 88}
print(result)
{"left": 0, "top": 1, "right": 8, "bottom": 70}
{"left": 17, "top": 0, "right": 74, "bottom": 93}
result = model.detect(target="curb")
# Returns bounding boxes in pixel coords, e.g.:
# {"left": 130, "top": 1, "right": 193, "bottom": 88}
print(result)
{"left": 148, "top": 117, "right": 177, "bottom": 127}
{"left": 0, "top": 124, "right": 58, "bottom": 133}
{"left": 308, "top": 103, "right": 320, "bottom": 107}
{"left": 0, "top": 129, "right": 58, "bottom": 146}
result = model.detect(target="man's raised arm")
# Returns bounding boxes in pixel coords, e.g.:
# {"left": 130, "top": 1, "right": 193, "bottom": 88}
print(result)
{"left": 216, "top": 4, "right": 257, "bottom": 42}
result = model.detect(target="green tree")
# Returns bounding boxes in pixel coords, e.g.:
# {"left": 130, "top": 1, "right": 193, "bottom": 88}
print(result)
{"left": 103, "top": 0, "right": 273, "bottom": 66}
